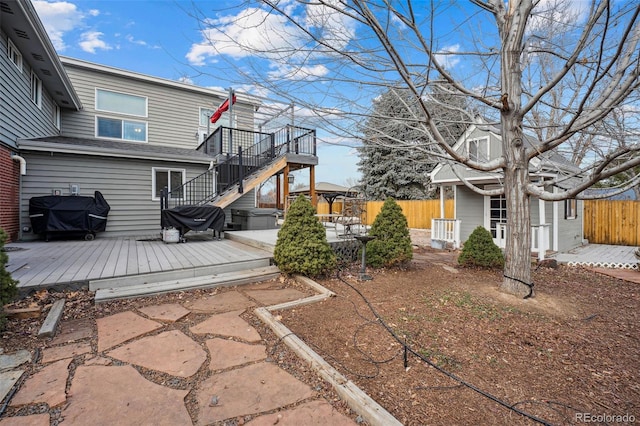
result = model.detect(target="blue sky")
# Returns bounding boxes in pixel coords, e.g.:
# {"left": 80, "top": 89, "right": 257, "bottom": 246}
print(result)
{"left": 32, "top": 0, "right": 362, "bottom": 186}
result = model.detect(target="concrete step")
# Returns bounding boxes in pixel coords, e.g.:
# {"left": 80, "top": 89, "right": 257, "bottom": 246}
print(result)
{"left": 89, "top": 258, "right": 272, "bottom": 291}
{"left": 94, "top": 265, "right": 281, "bottom": 303}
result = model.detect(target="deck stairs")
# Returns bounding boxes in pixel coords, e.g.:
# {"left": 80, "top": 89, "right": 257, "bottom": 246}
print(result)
{"left": 91, "top": 258, "right": 280, "bottom": 302}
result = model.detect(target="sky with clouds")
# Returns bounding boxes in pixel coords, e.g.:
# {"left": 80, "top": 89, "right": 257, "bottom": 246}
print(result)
{"left": 29, "top": 0, "right": 598, "bottom": 186}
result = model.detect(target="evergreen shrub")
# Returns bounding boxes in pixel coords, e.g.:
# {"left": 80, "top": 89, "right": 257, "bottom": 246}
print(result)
{"left": 0, "top": 228, "right": 18, "bottom": 330}
{"left": 366, "top": 198, "right": 413, "bottom": 267}
{"left": 274, "top": 196, "right": 337, "bottom": 277}
{"left": 457, "top": 226, "right": 505, "bottom": 269}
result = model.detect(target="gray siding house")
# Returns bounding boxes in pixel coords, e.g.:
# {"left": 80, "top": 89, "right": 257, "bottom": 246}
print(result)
{"left": 17, "top": 58, "right": 262, "bottom": 239}
{"left": 1, "top": 0, "right": 81, "bottom": 241}
{"left": 4, "top": 0, "right": 318, "bottom": 241}
{"left": 430, "top": 117, "right": 584, "bottom": 254}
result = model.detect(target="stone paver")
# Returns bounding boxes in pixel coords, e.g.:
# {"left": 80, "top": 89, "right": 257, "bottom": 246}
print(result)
{"left": 96, "top": 311, "right": 162, "bottom": 352}
{"left": 41, "top": 342, "right": 92, "bottom": 364}
{"left": 50, "top": 318, "right": 93, "bottom": 345}
{"left": 63, "top": 365, "right": 191, "bottom": 425}
{"left": 185, "top": 291, "right": 254, "bottom": 314}
{"left": 246, "top": 399, "right": 357, "bottom": 425}
{"left": 107, "top": 330, "right": 206, "bottom": 377}
{"left": 244, "top": 288, "right": 307, "bottom": 305}
{"left": 11, "top": 359, "right": 71, "bottom": 408}
{"left": 84, "top": 356, "right": 112, "bottom": 366}
{"left": 0, "top": 350, "right": 31, "bottom": 371}
{"left": 206, "top": 338, "right": 266, "bottom": 371}
{"left": 0, "top": 413, "right": 50, "bottom": 426}
{"left": 196, "top": 362, "right": 315, "bottom": 424}
{"left": 138, "top": 303, "right": 190, "bottom": 322}
{"left": 0, "top": 371, "right": 24, "bottom": 405}
{"left": 190, "top": 310, "right": 262, "bottom": 342}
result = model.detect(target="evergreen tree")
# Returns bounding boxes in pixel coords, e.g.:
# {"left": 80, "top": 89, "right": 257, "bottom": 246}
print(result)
{"left": 365, "top": 198, "right": 413, "bottom": 268}
{"left": 357, "top": 86, "right": 468, "bottom": 201}
{"left": 273, "top": 196, "right": 337, "bottom": 277}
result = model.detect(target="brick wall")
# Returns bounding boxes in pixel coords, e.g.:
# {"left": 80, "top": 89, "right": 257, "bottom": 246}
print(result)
{"left": 0, "top": 145, "right": 20, "bottom": 242}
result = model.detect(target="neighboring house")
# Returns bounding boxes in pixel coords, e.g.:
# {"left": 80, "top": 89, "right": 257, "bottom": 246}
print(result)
{"left": 430, "top": 116, "right": 584, "bottom": 254}
{"left": 2, "top": 0, "right": 318, "bottom": 241}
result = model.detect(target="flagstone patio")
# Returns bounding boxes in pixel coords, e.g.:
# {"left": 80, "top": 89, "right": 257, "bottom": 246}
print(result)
{"left": 0, "top": 284, "right": 358, "bottom": 425}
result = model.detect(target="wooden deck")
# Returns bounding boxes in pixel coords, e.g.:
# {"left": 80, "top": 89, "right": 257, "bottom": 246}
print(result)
{"left": 6, "top": 233, "right": 273, "bottom": 291}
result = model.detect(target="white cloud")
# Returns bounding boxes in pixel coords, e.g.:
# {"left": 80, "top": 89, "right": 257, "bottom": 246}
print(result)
{"left": 79, "top": 31, "right": 111, "bottom": 54}
{"left": 434, "top": 44, "right": 460, "bottom": 69}
{"left": 186, "top": 3, "right": 357, "bottom": 82}
{"left": 268, "top": 63, "right": 329, "bottom": 80}
{"left": 528, "top": 0, "right": 590, "bottom": 33}
{"left": 186, "top": 8, "right": 302, "bottom": 65}
{"left": 32, "top": 0, "right": 85, "bottom": 51}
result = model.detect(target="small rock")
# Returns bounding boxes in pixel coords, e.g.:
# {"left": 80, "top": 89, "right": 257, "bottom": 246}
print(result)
{"left": 209, "top": 395, "right": 219, "bottom": 406}
{"left": 537, "top": 259, "right": 558, "bottom": 269}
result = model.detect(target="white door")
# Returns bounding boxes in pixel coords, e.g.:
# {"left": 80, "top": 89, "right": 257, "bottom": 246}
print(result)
{"left": 488, "top": 194, "right": 507, "bottom": 247}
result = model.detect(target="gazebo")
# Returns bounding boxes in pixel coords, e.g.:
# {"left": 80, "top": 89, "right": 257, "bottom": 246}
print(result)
{"left": 290, "top": 182, "right": 360, "bottom": 214}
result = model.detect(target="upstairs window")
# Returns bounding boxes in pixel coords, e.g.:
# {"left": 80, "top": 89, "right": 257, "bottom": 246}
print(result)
{"left": 7, "top": 38, "right": 22, "bottom": 71}
{"left": 95, "top": 89, "right": 148, "bottom": 142}
{"left": 96, "top": 89, "right": 147, "bottom": 117}
{"left": 53, "top": 104, "right": 61, "bottom": 130}
{"left": 30, "top": 71, "right": 42, "bottom": 107}
{"left": 467, "top": 138, "right": 489, "bottom": 162}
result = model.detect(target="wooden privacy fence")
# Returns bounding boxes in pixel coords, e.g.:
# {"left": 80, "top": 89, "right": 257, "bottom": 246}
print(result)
{"left": 583, "top": 200, "right": 640, "bottom": 246}
{"left": 316, "top": 199, "right": 454, "bottom": 228}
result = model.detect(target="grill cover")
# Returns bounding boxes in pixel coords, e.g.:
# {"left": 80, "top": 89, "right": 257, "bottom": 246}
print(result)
{"left": 29, "top": 191, "right": 110, "bottom": 234}
{"left": 161, "top": 205, "right": 225, "bottom": 235}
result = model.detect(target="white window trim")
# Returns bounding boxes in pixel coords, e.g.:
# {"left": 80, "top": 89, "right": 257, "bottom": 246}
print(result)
{"left": 30, "top": 71, "right": 42, "bottom": 108}
{"left": 7, "top": 38, "right": 22, "bottom": 71}
{"left": 151, "top": 167, "right": 186, "bottom": 201}
{"left": 95, "top": 115, "right": 148, "bottom": 143}
{"left": 466, "top": 137, "right": 489, "bottom": 162}
{"left": 95, "top": 88, "right": 148, "bottom": 118}
{"left": 565, "top": 198, "right": 577, "bottom": 220}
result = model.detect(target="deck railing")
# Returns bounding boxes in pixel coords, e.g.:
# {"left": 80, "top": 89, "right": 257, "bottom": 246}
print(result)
{"left": 431, "top": 218, "right": 461, "bottom": 249}
{"left": 495, "top": 223, "right": 550, "bottom": 260}
{"left": 163, "top": 125, "right": 316, "bottom": 212}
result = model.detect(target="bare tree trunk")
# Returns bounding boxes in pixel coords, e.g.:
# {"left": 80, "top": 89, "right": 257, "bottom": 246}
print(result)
{"left": 501, "top": 151, "right": 533, "bottom": 298}
{"left": 498, "top": 1, "right": 533, "bottom": 298}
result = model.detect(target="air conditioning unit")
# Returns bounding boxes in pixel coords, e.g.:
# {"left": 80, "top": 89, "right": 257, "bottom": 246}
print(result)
{"left": 196, "top": 129, "right": 208, "bottom": 144}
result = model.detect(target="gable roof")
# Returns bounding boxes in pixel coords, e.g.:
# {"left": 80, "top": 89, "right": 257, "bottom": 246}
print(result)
{"left": 431, "top": 116, "right": 582, "bottom": 185}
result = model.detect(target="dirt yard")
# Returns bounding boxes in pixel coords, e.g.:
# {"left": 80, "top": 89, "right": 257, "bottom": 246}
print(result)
{"left": 279, "top": 246, "right": 639, "bottom": 425}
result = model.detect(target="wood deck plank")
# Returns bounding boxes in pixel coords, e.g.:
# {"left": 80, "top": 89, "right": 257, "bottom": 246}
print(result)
{"left": 74, "top": 238, "right": 117, "bottom": 281}
{"left": 101, "top": 237, "right": 125, "bottom": 278}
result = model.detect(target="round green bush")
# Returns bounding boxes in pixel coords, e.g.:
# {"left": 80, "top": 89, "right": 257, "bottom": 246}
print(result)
{"left": 274, "top": 195, "right": 337, "bottom": 277}
{"left": 366, "top": 198, "right": 413, "bottom": 267}
{"left": 457, "top": 226, "right": 505, "bottom": 269}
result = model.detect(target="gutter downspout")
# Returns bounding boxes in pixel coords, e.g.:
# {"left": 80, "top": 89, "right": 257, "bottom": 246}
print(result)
{"left": 11, "top": 155, "right": 26, "bottom": 240}
{"left": 11, "top": 155, "right": 26, "bottom": 175}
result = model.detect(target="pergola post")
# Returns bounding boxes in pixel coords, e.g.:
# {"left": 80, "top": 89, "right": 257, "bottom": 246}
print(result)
{"left": 310, "top": 166, "right": 317, "bottom": 207}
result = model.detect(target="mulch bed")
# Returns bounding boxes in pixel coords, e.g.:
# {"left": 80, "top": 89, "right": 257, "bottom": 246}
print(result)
{"left": 278, "top": 247, "right": 639, "bottom": 425}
